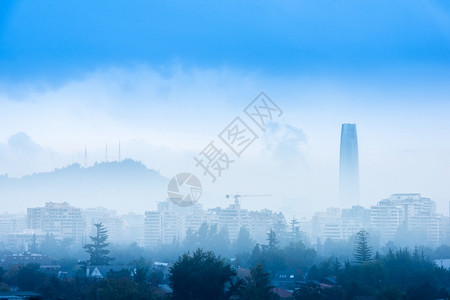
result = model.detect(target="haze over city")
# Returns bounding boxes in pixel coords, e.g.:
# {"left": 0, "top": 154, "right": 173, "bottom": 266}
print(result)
{"left": 1, "top": 2, "right": 450, "bottom": 299}
{"left": 1, "top": 4, "right": 450, "bottom": 215}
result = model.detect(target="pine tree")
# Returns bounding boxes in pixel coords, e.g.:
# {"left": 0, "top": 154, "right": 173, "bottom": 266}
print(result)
{"left": 266, "top": 229, "right": 278, "bottom": 251}
{"left": 215, "top": 226, "right": 231, "bottom": 254}
{"left": 241, "top": 264, "right": 274, "bottom": 300}
{"left": 249, "top": 244, "right": 262, "bottom": 266}
{"left": 234, "top": 226, "right": 255, "bottom": 254}
{"left": 354, "top": 230, "right": 372, "bottom": 264}
{"left": 290, "top": 217, "right": 300, "bottom": 241}
{"left": 84, "top": 222, "right": 113, "bottom": 265}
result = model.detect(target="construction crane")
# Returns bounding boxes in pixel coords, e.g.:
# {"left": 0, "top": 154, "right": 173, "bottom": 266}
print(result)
{"left": 225, "top": 193, "right": 272, "bottom": 205}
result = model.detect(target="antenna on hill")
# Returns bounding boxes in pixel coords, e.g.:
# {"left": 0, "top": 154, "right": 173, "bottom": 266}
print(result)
{"left": 118, "top": 141, "right": 121, "bottom": 162}
{"left": 105, "top": 143, "right": 109, "bottom": 162}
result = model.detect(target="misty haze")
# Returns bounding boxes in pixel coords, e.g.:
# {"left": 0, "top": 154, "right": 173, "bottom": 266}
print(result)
{"left": 1, "top": 1, "right": 450, "bottom": 300}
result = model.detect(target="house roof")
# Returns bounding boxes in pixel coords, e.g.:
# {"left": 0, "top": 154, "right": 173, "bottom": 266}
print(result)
{"left": 88, "top": 265, "right": 135, "bottom": 278}
{"left": 0, "top": 252, "right": 53, "bottom": 268}
{"left": 324, "top": 276, "right": 337, "bottom": 285}
{"left": 274, "top": 268, "right": 301, "bottom": 280}
{"left": 154, "top": 261, "right": 169, "bottom": 267}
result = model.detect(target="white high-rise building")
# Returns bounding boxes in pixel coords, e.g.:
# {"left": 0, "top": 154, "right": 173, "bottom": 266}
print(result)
{"left": 311, "top": 207, "right": 343, "bottom": 242}
{"left": 216, "top": 201, "right": 249, "bottom": 241}
{"left": 0, "top": 213, "right": 26, "bottom": 237}
{"left": 370, "top": 194, "right": 441, "bottom": 246}
{"left": 143, "top": 199, "right": 286, "bottom": 248}
{"left": 248, "top": 209, "right": 285, "bottom": 244}
{"left": 122, "top": 213, "right": 145, "bottom": 246}
{"left": 309, "top": 206, "right": 371, "bottom": 242}
{"left": 144, "top": 211, "right": 162, "bottom": 248}
{"left": 143, "top": 200, "right": 204, "bottom": 248}
{"left": 27, "top": 202, "right": 85, "bottom": 243}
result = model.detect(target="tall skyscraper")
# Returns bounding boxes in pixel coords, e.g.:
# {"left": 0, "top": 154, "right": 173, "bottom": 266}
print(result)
{"left": 339, "top": 123, "right": 359, "bottom": 207}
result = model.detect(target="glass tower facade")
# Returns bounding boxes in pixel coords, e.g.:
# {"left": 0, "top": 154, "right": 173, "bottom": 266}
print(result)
{"left": 339, "top": 123, "right": 359, "bottom": 207}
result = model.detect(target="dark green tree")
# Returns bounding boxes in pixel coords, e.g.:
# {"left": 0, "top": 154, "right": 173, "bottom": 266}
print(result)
{"left": 88, "top": 277, "right": 154, "bottom": 300}
{"left": 169, "top": 248, "right": 236, "bottom": 300}
{"left": 211, "top": 225, "right": 231, "bottom": 255}
{"left": 257, "top": 229, "right": 286, "bottom": 273}
{"left": 240, "top": 263, "right": 274, "bottom": 300}
{"left": 133, "top": 267, "right": 148, "bottom": 285}
{"left": 266, "top": 229, "right": 278, "bottom": 251}
{"left": 248, "top": 244, "right": 263, "bottom": 266}
{"left": 284, "top": 241, "right": 316, "bottom": 271}
{"left": 16, "top": 263, "right": 45, "bottom": 291}
{"left": 354, "top": 230, "right": 372, "bottom": 264}
{"left": 293, "top": 282, "right": 323, "bottom": 300}
{"left": 182, "top": 222, "right": 232, "bottom": 256}
{"left": 109, "top": 242, "right": 145, "bottom": 265}
{"left": 106, "top": 268, "right": 132, "bottom": 279}
{"left": 84, "top": 222, "right": 113, "bottom": 265}
{"left": 149, "top": 270, "right": 164, "bottom": 287}
{"left": 234, "top": 226, "right": 255, "bottom": 254}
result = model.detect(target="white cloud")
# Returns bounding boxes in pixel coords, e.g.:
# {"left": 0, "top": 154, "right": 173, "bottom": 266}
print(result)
{"left": 261, "top": 122, "right": 307, "bottom": 169}
{"left": 0, "top": 65, "right": 450, "bottom": 216}
{"left": 0, "top": 132, "right": 67, "bottom": 177}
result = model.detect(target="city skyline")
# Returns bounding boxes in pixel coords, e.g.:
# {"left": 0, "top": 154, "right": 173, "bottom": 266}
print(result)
{"left": 1, "top": 152, "right": 450, "bottom": 218}
{"left": 1, "top": 192, "right": 447, "bottom": 251}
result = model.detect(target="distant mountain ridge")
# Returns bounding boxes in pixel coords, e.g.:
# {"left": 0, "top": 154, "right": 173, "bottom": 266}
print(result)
{"left": 0, "top": 159, "right": 169, "bottom": 214}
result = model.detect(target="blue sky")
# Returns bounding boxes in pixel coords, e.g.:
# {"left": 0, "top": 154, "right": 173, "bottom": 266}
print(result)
{"left": 0, "top": 1, "right": 450, "bottom": 215}
{"left": 1, "top": 0, "right": 450, "bottom": 83}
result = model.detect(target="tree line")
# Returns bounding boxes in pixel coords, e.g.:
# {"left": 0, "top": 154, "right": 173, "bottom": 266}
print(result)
{"left": 1, "top": 222, "right": 450, "bottom": 299}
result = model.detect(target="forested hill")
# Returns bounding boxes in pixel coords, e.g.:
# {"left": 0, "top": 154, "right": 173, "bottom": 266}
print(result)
{"left": 0, "top": 159, "right": 168, "bottom": 213}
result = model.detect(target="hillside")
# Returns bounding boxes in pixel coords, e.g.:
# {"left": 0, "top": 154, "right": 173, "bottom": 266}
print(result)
{"left": 0, "top": 159, "right": 168, "bottom": 214}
